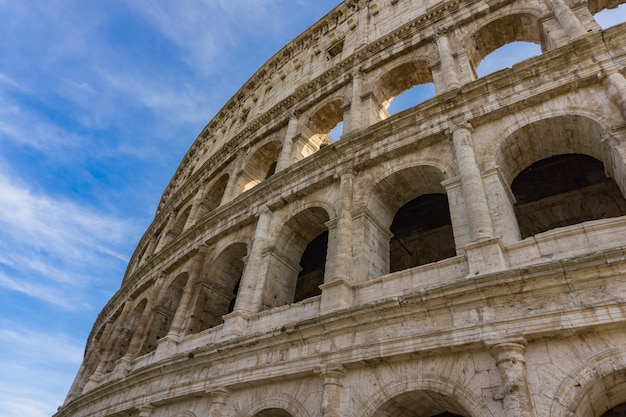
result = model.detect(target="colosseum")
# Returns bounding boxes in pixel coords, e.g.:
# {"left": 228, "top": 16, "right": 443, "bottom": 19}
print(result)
{"left": 56, "top": 0, "right": 626, "bottom": 416}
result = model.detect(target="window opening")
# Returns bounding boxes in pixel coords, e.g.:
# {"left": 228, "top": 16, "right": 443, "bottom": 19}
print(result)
{"left": 476, "top": 41, "right": 541, "bottom": 77}
{"left": 328, "top": 121, "right": 343, "bottom": 142}
{"left": 389, "top": 194, "right": 455, "bottom": 272}
{"left": 511, "top": 154, "right": 626, "bottom": 238}
{"left": 293, "top": 230, "right": 328, "bottom": 303}
{"left": 594, "top": 3, "right": 626, "bottom": 28}
{"left": 387, "top": 82, "right": 436, "bottom": 115}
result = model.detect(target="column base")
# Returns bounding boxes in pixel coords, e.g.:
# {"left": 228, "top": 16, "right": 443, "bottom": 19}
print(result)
{"left": 155, "top": 334, "right": 180, "bottom": 361}
{"left": 320, "top": 279, "right": 353, "bottom": 312}
{"left": 221, "top": 310, "right": 250, "bottom": 340}
{"left": 462, "top": 237, "right": 508, "bottom": 276}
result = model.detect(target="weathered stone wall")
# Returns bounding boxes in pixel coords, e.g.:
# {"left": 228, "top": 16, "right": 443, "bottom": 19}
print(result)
{"left": 56, "top": 0, "right": 626, "bottom": 416}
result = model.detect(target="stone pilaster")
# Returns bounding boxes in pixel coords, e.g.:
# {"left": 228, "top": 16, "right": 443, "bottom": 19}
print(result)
{"left": 233, "top": 206, "right": 273, "bottom": 314}
{"left": 545, "top": 0, "right": 587, "bottom": 40}
{"left": 137, "top": 405, "right": 155, "bottom": 417}
{"left": 490, "top": 342, "right": 537, "bottom": 417}
{"left": 276, "top": 113, "right": 299, "bottom": 172}
{"left": 434, "top": 29, "right": 461, "bottom": 91}
{"left": 222, "top": 149, "right": 247, "bottom": 203}
{"left": 451, "top": 123, "right": 494, "bottom": 242}
{"left": 603, "top": 69, "right": 626, "bottom": 119}
{"left": 154, "top": 209, "right": 178, "bottom": 252}
{"left": 184, "top": 180, "right": 209, "bottom": 228}
{"left": 344, "top": 71, "right": 364, "bottom": 133}
{"left": 156, "top": 245, "right": 210, "bottom": 358}
{"left": 207, "top": 387, "right": 231, "bottom": 417}
{"left": 321, "top": 171, "right": 355, "bottom": 310}
{"left": 319, "top": 364, "right": 345, "bottom": 417}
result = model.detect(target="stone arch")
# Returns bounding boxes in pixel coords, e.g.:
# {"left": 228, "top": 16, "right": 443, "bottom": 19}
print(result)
{"left": 375, "top": 59, "right": 435, "bottom": 115}
{"left": 367, "top": 165, "right": 456, "bottom": 275}
{"left": 171, "top": 205, "right": 193, "bottom": 236}
{"left": 105, "top": 298, "right": 147, "bottom": 372}
{"left": 240, "top": 140, "right": 282, "bottom": 192}
{"left": 262, "top": 206, "right": 331, "bottom": 309}
{"left": 187, "top": 242, "right": 247, "bottom": 334}
{"left": 297, "top": 98, "right": 346, "bottom": 159}
{"left": 464, "top": 12, "right": 548, "bottom": 77}
{"left": 550, "top": 346, "right": 626, "bottom": 417}
{"left": 197, "top": 173, "right": 230, "bottom": 219}
{"left": 359, "top": 375, "right": 494, "bottom": 417}
{"left": 588, "top": 0, "right": 626, "bottom": 15}
{"left": 242, "top": 393, "right": 310, "bottom": 417}
{"left": 494, "top": 114, "right": 626, "bottom": 238}
{"left": 139, "top": 272, "right": 188, "bottom": 355}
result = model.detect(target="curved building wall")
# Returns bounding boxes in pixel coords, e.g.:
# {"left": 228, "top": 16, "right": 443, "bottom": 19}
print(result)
{"left": 56, "top": 0, "right": 626, "bottom": 417}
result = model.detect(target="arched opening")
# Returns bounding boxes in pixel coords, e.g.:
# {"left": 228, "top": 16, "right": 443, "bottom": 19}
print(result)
{"left": 369, "top": 166, "right": 455, "bottom": 277}
{"left": 263, "top": 207, "right": 330, "bottom": 309}
{"left": 187, "top": 243, "right": 247, "bottom": 334}
{"left": 140, "top": 273, "right": 188, "bottom": 355}
{"left": 241, "top": 141, "right": 282, "bottom": 192}
{"left": 254, "top": 409, "right": 294, "bottom": 417}
{"left": 390, "top": 194, "right": 455, "bottom": 272}
{"left": 602, "top": 402, "right": 626, "bottom": 416}
{"left": 511, "top": 153, "right": 626, "bottom": 238}
{"left": 590, "top": 1, "right": 626, "bottom": 28}
{"left": 467, "top": 14, "right": 546, "bottom": 78}
{"left": 476, "top": 41, "right": 541, "bottom": 77}
{"left": 298, "top": 100, "right": 344, "bottom": 158}
{"left": 105, "top": 299, "right": 146, "bottom": 372}
{"left": 378, "top": 60, "right": 435, "bottom": 116}
{"left": 171, "top": 206, "right": 192, "bottom": 236}
{"left": 372, "top": 390, "right": 469, "bottom": 417}
{"left": 197, "top": 174, "right": 229, "bottom": 219}
{"left": 294, "top": 230, "right": 328, "bottom": 303}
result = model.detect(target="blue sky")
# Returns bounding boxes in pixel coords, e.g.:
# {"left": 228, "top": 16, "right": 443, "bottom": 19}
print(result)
{"left": 0, "top": 2, "right": 623, "bottom": 417}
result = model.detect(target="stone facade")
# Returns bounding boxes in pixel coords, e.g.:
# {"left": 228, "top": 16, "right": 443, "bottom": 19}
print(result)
{"left": 56, "top": 0, "right": 626, "bottom": 416}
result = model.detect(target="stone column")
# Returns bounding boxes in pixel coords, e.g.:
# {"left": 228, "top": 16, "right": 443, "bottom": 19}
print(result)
{"left": 603, "top": 69, "right": 626, "bottom": 118}
{"left": 233, "top": 206, "right": 273, "bottom": 314}
{"left": 490, "top": 342, "right": 538, "bottom": 417}
{"left": 451, "top": 123, "right": 494, "bottom": 241}
{"left": 321, "top": 171, "right": 354, "bottom": 310}
{"left": 451, "top": 124, "right": 508, "bottom": 275}
{"left": 344, "top": 71, "right": 364, "bottom": 133}
{"left": 184, "top": 180, "right": 209, "bottom": 228}
{"left": 320, "top": 364, "right": 345, "bottom": 417}
{"left": 168, "top": 245, "right": 210, "bottom": 337}
{"left": 83, "top": 300, "right": 135, "bottom": 389}
{"left": 276, "top": 113, "right": 299, "bottom": 172}
{"left": 207, "top": 387, "right": 231, "bottom": 417}
{"left": 137, "top": 405, "right": 155, "bottom": 417}
{"left": 154, "top": 209, "right": 178, "bottom": 252}
{"left": 156, "top": 245, "right": 210, "bottom": 357}
{"left": 435, "top": 29, "right": 461, "bottom": 91}
{"left": 545, "top": 0, "right": 587, "bottom": 39}
{"left": 222, "top": 149, "right": 247, "bottom": 203}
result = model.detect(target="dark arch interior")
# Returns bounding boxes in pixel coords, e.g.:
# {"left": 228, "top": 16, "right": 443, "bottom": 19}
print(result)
{"left": 188, "top": 243, "right": 246, "bottom": 334}
{"left": 389, "top": 193, "right": 455, "bottom": 272}
{"left": 254, "top": 409, "right": 293, "bottom": 417}
{"left": 602, "top": 402, "right": 626, "bottom": 416}
{"left": 372, "top": 390, "right": 469, "bottom": 417}
{"left": 140, "top": 274, "right": 188, "bottom": 355}
{"left": 511, "top": 154, "right": 626, "bottom": 238}
{"left": 294, "top": 230, "right": 328, "bottom": 303}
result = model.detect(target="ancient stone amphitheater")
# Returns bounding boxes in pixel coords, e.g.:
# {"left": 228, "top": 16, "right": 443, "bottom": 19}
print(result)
{"left": 56, "top": 0, "right": 626, "bottom": 416}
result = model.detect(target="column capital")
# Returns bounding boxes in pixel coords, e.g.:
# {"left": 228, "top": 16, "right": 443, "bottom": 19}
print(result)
{"left": 447, "top": 121, "right": 474, "bottom": 136}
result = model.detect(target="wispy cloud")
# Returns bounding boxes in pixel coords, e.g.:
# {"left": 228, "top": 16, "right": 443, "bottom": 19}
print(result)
{"left": 0, "top": 172, "right": 134, "bottom": 308}
{"left": 0, "top": 326, "right": 84, "bottom": 417}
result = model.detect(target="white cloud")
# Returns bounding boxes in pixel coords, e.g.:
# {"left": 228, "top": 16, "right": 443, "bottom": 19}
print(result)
{"left": 0, "top": 172, "right": 135, "bottom": 308}
{"left": 0, "top": 326, "right": 84, "bottom": 417}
